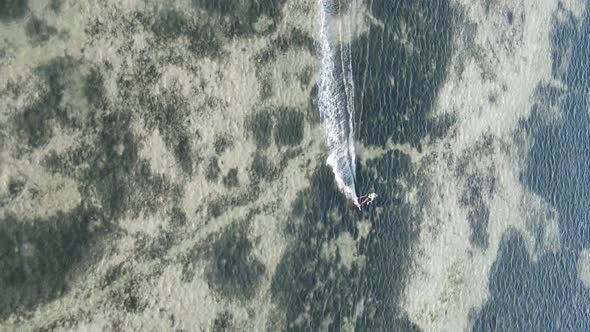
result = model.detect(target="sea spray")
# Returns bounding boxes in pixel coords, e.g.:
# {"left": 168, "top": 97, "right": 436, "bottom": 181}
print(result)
{"left": 317, "top": 0, "right": 360, "bottom": 208}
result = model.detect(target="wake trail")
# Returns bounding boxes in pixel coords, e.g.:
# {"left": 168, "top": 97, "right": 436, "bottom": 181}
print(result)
{"left": 318, "top": 0, "right": 360, "bottom": 209}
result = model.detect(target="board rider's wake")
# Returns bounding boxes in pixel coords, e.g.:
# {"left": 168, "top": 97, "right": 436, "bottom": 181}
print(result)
{"left": 317, "top": 0, "right": 361, "bottom": 209}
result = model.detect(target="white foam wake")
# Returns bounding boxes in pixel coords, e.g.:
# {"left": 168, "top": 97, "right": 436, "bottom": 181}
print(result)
{"left": 318, "top": 0, "right": 360, "bottom": 208}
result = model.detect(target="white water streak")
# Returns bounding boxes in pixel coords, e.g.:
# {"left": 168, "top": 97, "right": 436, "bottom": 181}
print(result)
{"left": 318, "top": 0, "right": 360, "bottom": 208}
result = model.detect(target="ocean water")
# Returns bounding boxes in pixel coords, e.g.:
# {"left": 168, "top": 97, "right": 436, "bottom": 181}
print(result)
{"left": 472, "top": 12, "right": 590, "bottom": 330}
{"left": 0, "top": 0, "right": 589, "bottom": 331}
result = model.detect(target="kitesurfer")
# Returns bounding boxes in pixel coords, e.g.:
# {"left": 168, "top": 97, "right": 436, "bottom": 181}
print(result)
{"left": 359, "top": 193, "right": 378, "bottom": 207}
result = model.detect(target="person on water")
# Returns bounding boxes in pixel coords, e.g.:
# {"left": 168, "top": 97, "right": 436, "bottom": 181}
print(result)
{"left": 359, "top": 193, "right": 378, "bottom": 207}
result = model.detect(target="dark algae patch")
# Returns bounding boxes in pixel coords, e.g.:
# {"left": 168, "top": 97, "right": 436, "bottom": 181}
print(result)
{"left": 247, "top": 108, "right": 304, "bottom": 149}
{"left": 259, "top": 78, "right": 273, "bottom": 100}
{"left": 271, "top": 166, "right": 359, "bottom": 330}
{"left": 0, "top": 207, "right": 111, "bottom": 319}
{"left": 168, "top": 206, "right": 187, "bottom": 228}
{"left": 214, "top": 135, "right": 233, "bottom": 155}
{"left": 456, "top": 134, "right": 496, "bottom": 250}
{"left": 274, "top": 108, "right": 304, "bottom": 147}
{"left": 138, "top": 92, "right": 194, "bottom": 176}
{"left": 248, "top": 152, "right": 277, "bottom": 184}
{"left": 174, "top": 135, "right": 193, "bottom": 175}
{"left": 192, "top": 0, "right": 287, "bottom": 37}
{"left": 84, "top": 112, "right": 140, "bottom": 220}
{"left": 460, "top": 173, "right": 493, "bottom": 249}
{"left": 353, "top": 151, "right": 423, "bottom": 331}
{"left": 151, "top": 7, "right": 220, "bottom": 58}
{"left": 206, "top": 157, "right": 221, "bottom": 181}
{"left": 0, "top": 0, "right": 27, "bottom": 22}
{"left": 212, "top": 311, "right": 234, "bottom": 332}
{"left": 151, "top": 8, "right": 191, "bottom": 39}
{"left": 206, "top": 225, "right": 265, "bottom": 301}
{"left": 50, "top": 0, "right": 61, "bottom": 13}
{"left": 354, "top": 0, "right": 455, "bottom": 147}
{"left": 84, "top": 68, "right": 108, "bottom": 110}
{"left": 25, "top": 16, "right": 57, "bottom": 45}
{"left": 16, "top": 57, "right": 101, "bottom": 147}
{"left": 43, "top": 110, "right": 181, "bottom": 221}
{"left": 207, "top": 201, "right": 223, "bottom": 219}
{"left": 7, "top": 176, "right": 26, "bottom": 198}
{"left": 246, "top": 111, "right": 273, "bottom": 149}
{"left": 467, "top": 200, "right": 490, "bottom": 249}
{"left": 222, "top": 168, "right": 239, "bottom": 188}
{"left": 26, "top": 106, "right": 184, "bottom": 320}
{"left": 255, "top": 28, "right": 315, "bottom": 66}
{"left": 307, "top": 85, "right": 321, "bottom": 125}
{"left": 271, "top": 151, "right": 420, "bottom": 330}
{"left": 109, "top": 278, "right": 146, "bottom": 313}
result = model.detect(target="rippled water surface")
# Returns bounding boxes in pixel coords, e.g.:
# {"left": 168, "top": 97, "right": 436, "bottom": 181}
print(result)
{"left": 1, "top": 0, "right": 589, "bottom": 330}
